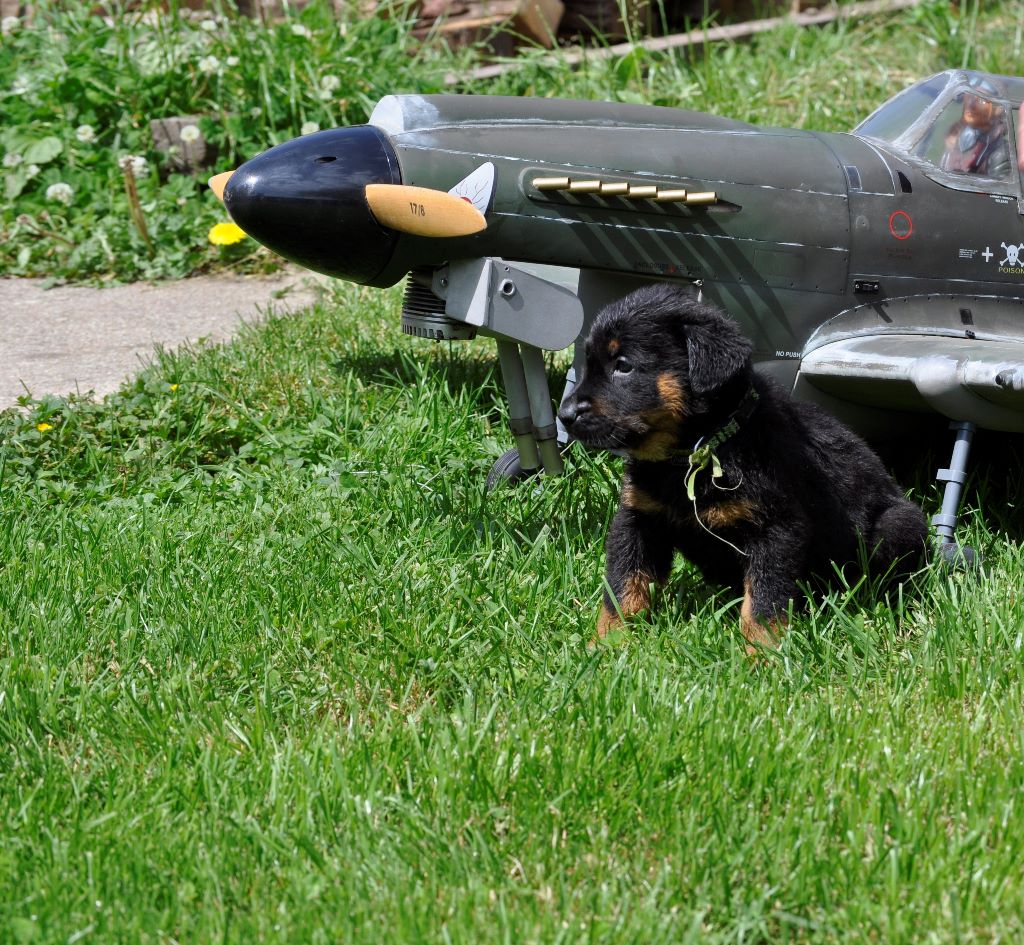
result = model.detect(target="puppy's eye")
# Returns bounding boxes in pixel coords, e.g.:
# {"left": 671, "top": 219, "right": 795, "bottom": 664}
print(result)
{"left": 613, "top": 357, "right": 633, "bottom": 376}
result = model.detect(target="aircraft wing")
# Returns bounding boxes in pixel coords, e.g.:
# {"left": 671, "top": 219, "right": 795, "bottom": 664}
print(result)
{"left": 798, "top": 334, "right": 1024, "bottom": 432}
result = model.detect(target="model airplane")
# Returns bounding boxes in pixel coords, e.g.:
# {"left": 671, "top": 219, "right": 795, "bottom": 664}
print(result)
{"left": 210, "top": 68, "right": 1024, "bottom": 555}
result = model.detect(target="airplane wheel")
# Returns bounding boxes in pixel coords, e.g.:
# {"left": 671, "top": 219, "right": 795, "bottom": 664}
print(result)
{"left": 485, "top": 448, "right": 540, "bottom": 491}
{"left": 937, "top": 542, "right": 979, "bottom": 570}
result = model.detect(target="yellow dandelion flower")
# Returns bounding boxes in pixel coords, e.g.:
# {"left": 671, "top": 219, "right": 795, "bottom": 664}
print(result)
{"left": 36, "top": 422, "right": 53, "bottom": 432}
{"left": 208, "top": 221, "right": 247, "bottom": 246}
{"left": 169, "top": 383, "right": 179, "bottom": 391}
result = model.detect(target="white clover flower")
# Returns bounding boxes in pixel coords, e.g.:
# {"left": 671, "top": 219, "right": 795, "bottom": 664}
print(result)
{"left": 226, "top": 55, "right": 239, "bottom": 67}
{"left": 46, "top": 182, "right": 74, "bottom": 205}
{"left": 179, "top": 123, "right": 201, "bottom": 144}
{"left": 75, "top": 124, "right": 96, "bottom": 144}
{"left": 3, "top": 151, "right": 23, "bottom": 167}
{"left": 26, "top": 164, "right": 40, "bottom": 178}
{"left": 2, "top": 15, "right": 20, "bottom": 35}
{"left": 199, "top": 18, "right": 217, "bottom": 32}
{"left": 118, "top": 154, "right": 149, "bottom": 178}
{"left": 290, "top": 23, "right": 310, "bottom": 38}
{"left": 198, "top": 55, "right": 220, "bottom": 75}
{"left": 12, "top": 75, "right": 30, "bottom": 94}
{"left": 250, "top": 106, "right": 262, "bottom": 118}
{"left": 300, "top": 121, "right": 320, "bottom": 136}
{"left": 319, "top": 76, "right": 341, "bottom": 101}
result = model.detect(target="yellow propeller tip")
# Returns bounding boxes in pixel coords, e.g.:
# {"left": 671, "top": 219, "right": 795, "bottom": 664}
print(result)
{"left": 208, "top": 171, "right": 234, "bottom": 202}
{"left": 365, "top": 184, "right": 486, "bottom": 238}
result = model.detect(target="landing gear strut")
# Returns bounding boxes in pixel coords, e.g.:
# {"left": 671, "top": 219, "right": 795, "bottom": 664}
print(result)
{"left": 492, "top": 339, "right": 563, "bottom": 478}
{"left": 933, "top": 420, "right": 978, "bottom": 568}
{"left": 411, "top": 259, "right": 656, "bottom": 491}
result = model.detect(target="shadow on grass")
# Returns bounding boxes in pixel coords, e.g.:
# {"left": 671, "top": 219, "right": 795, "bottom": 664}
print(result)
{"left": 331, "top": 347, "right": 490, "bottom": 390}
{"left": 876, "top": 423, "right": 1024, "bottom": 541}
{"left": 331, "top": 342, "right": 572, "bottom": 424}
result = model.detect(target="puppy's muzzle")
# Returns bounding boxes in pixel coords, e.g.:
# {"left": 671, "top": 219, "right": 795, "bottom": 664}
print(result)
{"left": 558, "top": 395, "right": 593, "bottom": 430}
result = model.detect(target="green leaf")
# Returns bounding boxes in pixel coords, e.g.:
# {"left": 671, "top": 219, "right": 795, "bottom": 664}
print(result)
{"left": 10, "top": 918, "right": 39, "bottom": 944}
{"left": 686, "top": 467, "right": 698, "bottom": 502}
{"left": 5, "top": 169, "right": 27, "bottom": 201}
{"left": 23, "top": 136, "right": 63, "bottom": 164}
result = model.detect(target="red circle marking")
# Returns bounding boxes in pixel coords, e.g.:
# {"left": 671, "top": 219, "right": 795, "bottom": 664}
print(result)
{"left": 889, "top": 210, "right": 913, "bottom": 240}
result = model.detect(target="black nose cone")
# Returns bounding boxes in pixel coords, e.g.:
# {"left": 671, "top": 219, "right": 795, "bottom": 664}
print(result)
{"left": 224, "top": 125, "right": 401, "bottom": 284}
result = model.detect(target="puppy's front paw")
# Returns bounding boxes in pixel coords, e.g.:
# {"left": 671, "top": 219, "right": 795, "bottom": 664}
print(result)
{"left": 596, "top": 601, "right": 621, "bottom": 638}
{"left": 595, "top": 572, "right": 656, "bottom": 640}
{"left": 740, "top": 578, "right": 786, "bottom": 652}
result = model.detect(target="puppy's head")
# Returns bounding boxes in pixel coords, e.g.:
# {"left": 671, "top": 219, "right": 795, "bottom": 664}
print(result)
{"left": 558, "top": 285, "right": 752, "bottom": 460}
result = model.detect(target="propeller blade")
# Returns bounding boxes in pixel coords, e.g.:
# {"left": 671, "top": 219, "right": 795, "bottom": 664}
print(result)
{"left": 208, "top": 171, "right": 234, "bottom": 202}
{"left": 365, "top": 184, "right": 486, "bottom": 238}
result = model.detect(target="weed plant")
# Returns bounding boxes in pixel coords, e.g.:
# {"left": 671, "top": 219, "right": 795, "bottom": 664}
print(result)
{"left": 477, "top": 0, "right": 1021, "bottom": 128}
{"left": 0, "top": 0, "right": 458, "bottom": 282}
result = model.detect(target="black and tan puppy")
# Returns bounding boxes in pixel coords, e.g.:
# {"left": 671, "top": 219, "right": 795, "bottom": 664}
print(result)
{"left": 558, "top": 284, "right": 928, "bottom": 647}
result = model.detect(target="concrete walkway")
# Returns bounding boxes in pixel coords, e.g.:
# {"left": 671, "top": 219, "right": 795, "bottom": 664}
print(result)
{"left": 1, "top": 268, "right": 328, "bottom": 408}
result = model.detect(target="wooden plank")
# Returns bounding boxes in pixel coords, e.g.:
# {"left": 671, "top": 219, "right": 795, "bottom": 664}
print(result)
{"left": 413, "top": 0, "right": 563, "bottom": 48}
{"left": 450, "top": 0, "right": 922, "bottom": 83}
{"left": 515, "top": 0, "right": 564, "bottom": 47}
{"left": 415, "top": 11, "right": 510, "bottom": 35}
{"left": 413, "top": 10, "right": 518, "bottom": 55}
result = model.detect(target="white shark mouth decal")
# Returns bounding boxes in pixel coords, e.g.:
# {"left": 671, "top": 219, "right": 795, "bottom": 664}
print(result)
{"left": 448, "top": 162, "right": 496, "bottom": 216}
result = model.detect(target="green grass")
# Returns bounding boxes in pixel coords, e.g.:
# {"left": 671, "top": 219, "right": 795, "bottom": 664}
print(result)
{"left": 4, "top": 282, "right": 1024, "bottom": 943}
{"left": 5, "top": 0, "right": 1024, "bottom": 941}
{"left": 0, "top": 0, "right": 460, "bottom": 282}
{"left": 3, "top": 0, "right": 1021, "bottom": 282}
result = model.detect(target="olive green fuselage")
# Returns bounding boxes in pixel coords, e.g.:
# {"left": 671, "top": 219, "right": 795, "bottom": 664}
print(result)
{"left": 369, "top": 94, "right": 1024, "bottom": 386}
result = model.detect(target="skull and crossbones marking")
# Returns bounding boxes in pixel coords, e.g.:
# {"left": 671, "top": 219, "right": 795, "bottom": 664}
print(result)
{"left": 1000, "top": 242, "right": 1024, "bottom": 266}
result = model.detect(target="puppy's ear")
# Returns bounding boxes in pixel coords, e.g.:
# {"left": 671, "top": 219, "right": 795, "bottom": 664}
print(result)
{"left": 684, "top": 309, "right": 752, "bottom": 395}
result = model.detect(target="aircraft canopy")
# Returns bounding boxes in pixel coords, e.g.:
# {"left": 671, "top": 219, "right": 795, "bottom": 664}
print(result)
{"left": 852, "top": 70, "right": 1024, "bottom": 196}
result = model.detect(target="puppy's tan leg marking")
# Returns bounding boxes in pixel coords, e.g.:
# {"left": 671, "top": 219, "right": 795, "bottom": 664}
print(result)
{"left": 621, "top": 571, "right": 653, "bottom": 614}
{"left": 655, "top": 373, "right": 688, "bottom": 418}
{"left": 621, "top": 480, "right": 664, "bottom": 514}
{"left": 741, "top": 578, "right": 785, "bottom": 652}
{"left": 597, "top": 601, "right": 619, "bottom": 637}
{"left": 597, "top": 571, "right": 654, "bottom": 637}
{"left": 699, "top": 498, "right": 760, "bottom": 529}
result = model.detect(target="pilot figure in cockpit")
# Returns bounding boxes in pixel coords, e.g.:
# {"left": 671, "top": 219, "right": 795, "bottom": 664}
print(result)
{"left": 941, "top": 78, "right": 1011, "bottom": 179}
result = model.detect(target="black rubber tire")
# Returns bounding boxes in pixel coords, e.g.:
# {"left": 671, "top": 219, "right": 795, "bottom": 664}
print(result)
{"left": 937, "top": 542, "right": 979, "bottom": 570}
{"left": 485, "top": 448, "right": 539, "bottom": 491}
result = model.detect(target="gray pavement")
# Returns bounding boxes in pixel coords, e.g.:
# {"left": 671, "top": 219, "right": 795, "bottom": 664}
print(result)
{"left": 1, "top": 268, "right": 329, "bottom": 408}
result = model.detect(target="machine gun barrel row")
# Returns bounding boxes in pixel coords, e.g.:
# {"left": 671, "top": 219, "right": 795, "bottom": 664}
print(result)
{"left": 531, "top": 176, "right": 718, "bottom": 205}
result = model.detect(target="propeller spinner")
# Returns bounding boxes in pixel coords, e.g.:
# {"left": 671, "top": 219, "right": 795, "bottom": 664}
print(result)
{"left": 208, "top": 126, "right": 488, "bottom": 281}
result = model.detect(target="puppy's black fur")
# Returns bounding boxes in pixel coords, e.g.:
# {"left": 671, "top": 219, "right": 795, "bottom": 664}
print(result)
{"left": 557, "top": 284, "right": 928, "bottom": 645}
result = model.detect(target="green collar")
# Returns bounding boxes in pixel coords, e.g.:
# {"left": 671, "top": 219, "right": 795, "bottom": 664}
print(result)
{"left": 669, "top": 386, "right": 760, "bottom": 499}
